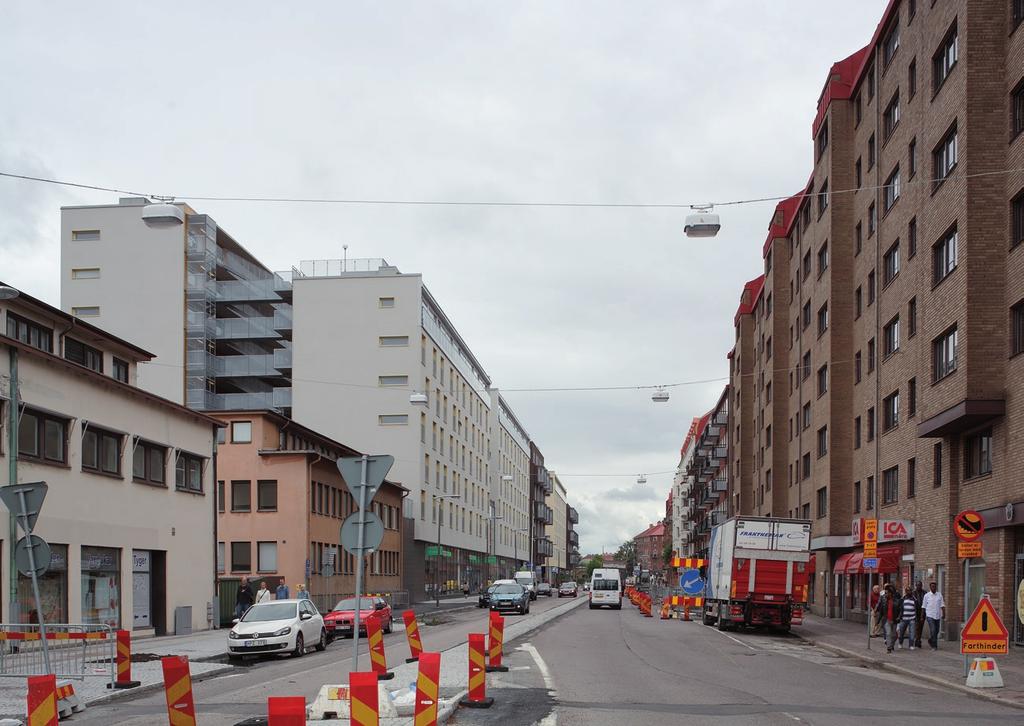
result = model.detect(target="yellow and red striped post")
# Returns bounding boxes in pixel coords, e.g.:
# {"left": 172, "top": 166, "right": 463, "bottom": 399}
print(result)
{"left": 268, "top": 696, "right": 306, "bottom": 725}
{"left": 413, "top": 652, "right": 441, "bottom": 726}
{"left": 460, "top": 633, "right": 493, "bottom": 708}
{"left": 349, "top": 671, "right": 379, "bottom": 726}
{"left": 486, "top": 612, "right": 507, "bottom": 673}
{"left": 161, "top": 655, "right": 197, "bottom": 726}
{"left": 366, "top": 616, "right": 393, "bottom": 680}
{"left": 112, "top": 629, "right": 141, "bottom": 689}
{"left": 26, "top": 674, "right": 58, "bottom": 726}
{"left": 403, "top": 610, "right": 423, "bottom": 663}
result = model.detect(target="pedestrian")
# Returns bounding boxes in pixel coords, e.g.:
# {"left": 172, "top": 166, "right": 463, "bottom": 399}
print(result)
{"left": 235, "top": 577, "right": 254, "bottom": 619}
{"left": 296, "top": 583, "right": 310, "bottom": 600}
{"left": 897, "top": 585, "right": 917, "bottom": 650}
{"left": 275, "top": 580, "right": 289, "bottom": 600}
{"left": 878, "top": 583, "right": 900, "bottom": 653}
{"left": 869, "top": 584, "right": 882, "bottom": 637}
{"left": 255, "top": 580, "right": 272, "bottom": 604}
{"left": 922, "top": 581, "right": 946, "bottom": 650}
{"left": 912, "top": 581, "right": 926, "bottom": 648}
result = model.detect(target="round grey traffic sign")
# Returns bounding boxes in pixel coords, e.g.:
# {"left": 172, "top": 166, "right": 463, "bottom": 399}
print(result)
{"left": 340, "top": 511, "right": 384, "bottom": 555}
{"left": 15, "top": 535, "right": 51, "bottom": 578}
{"left": 321, "top": 563, "right": 335, "bottom": 578}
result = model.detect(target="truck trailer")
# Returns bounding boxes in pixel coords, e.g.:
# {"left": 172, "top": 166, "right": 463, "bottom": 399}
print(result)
{"left": 702, "top": 516, "right": 812, "bottom": 632}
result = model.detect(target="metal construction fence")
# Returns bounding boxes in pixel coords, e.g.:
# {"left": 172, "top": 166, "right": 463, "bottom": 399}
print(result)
{"left": 0, "top": 624, "right": 115, "bottom": 687}
{"left": 310, "top": 590, "right": 410, "bottom": 615}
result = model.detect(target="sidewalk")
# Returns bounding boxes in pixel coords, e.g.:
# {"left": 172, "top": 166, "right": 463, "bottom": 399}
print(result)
{"left": 797, "top": 615, "right": 1024, "bottom": 708}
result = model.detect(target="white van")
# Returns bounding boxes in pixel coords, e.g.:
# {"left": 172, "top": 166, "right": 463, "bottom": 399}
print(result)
{"left": 589, "top": 568, "right": 622, "bottom": 610}
{"left": 513, "top": 571, "right": 537, "bottom": 600}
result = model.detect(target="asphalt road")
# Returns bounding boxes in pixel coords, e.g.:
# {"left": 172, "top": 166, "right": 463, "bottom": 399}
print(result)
{"left": 453, "top": 601, "right": 1024, "bottom": 726}
{"left": 71, "top": 593, "right": 571, "bottom": 725}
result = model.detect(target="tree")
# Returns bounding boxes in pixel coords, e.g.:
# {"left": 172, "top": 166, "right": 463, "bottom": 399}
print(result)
{"left": 615, "top": 540, "right": 637, "bottom": 572}
{"left": 662, "top": 539, "right": 674, "bottom": 566}
{"left": 585, "top": 555, "right": 604, "bottom": 579}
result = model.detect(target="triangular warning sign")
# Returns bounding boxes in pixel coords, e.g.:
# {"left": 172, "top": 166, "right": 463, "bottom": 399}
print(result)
{"left": 962, "top": 595, "right": 1009, "bottom": 640}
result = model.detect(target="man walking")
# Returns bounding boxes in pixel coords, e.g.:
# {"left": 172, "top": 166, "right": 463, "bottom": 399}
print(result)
{"left": 922, "top": 581, "right": 945, "bottom": 650}
{"left": 878, "top": 583, "right": 900, "bottom": 653}
{"left": 897, "top": 585, "right": 917, "bottom": 649}
{"left": 235, "top": 577, "right": 254, "bottom": 619}
{"left": 912, "top": 581, "right": 926, "bottom": 648}
{"left": 869, "top": 584, "right": 882, "bottom": 637}
{"left": 275, "top": 581, "right": 289, "bottom": 600}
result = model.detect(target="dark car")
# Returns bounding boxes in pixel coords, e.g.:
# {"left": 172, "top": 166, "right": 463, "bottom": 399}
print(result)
{"left": 489, "top": 583, "right": 530, "bottom": 615}
{"left": 536, "top": 582, "right": 553, "bottom": 597}
{"left": 478, "top": 584, "right": 499, "bottom": 608}
{"left": 558, "top": 582, "right": 578, "bottom": 598}
{"left": 322, "top": 596, "right": 392, "bottom": 640}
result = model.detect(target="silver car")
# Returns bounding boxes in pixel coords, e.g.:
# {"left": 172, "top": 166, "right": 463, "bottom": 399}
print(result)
{"left": 228, "top": 600, "right": 328, "bottom": 660}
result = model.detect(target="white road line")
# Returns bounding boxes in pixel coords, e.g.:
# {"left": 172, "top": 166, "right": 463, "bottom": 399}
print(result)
{"left": 711, "top": 628, "right": 757, "bottom": 651}
{"left": 535, "top": 713, "right": 558, "bottom": 726}
{"left": 518, "top": 642, "right": 556, "bottom": 693}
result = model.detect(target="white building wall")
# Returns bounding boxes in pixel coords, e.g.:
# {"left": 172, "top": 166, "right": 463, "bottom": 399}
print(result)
{"left": 488, "top": 391, "right": 531, "bottom": 563}
{"left": 547, "top": 475, "right": 567, "bottom": 576}
{"left": 60, "top": 202, "right": 188, "bottom": 404}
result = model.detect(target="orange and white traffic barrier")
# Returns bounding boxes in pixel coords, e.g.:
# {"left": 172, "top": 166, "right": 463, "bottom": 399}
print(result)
{"left": 366, "top": 617, "right": 393, "bottom": 681}
{"left": 486, "top": 612, "right": 508, "bottom": 673}
{"left": 403, "top": 610, "right": 423, "bottom": 663}
{"left": 27, "top": 674, "right": 58, "bottom": 726}
{"left": 414, "top": 651, "right": 441, "bottom": 726}
{"left": 268, "top": 695, "right": 307, "bottom": 725}
{"left": 349, "top": 671, "right": 379, "bottom": 726}
{"left": 161, "top": 655, "right": 197, "bottom": 726}
{"left": 113, "top": 629, "right": 141, "bottom": 689}
{"left": 660, "top": 597, "right": 671, "bottom": 620}
{"left": 459, "top": 633, "right": 493, "bottom": 709}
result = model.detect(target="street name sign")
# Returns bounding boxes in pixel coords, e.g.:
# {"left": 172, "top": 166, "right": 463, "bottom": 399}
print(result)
{"left": 960, "top": 595, "right": 1008, "bottom": 655}
{"left": 863, "top": 557, "right": 879, "bottom": 569}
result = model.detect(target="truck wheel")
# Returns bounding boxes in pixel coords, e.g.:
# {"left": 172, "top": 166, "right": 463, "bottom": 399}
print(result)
{"left": 702, "top": 609, "right": 715, "bottom": 626}
{"left": 717, "top": 605, "right": 730, "bottom": 631}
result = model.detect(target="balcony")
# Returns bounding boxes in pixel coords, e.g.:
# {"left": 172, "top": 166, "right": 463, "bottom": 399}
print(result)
{"left": 711, "top": 511, "right": 726, "bottom": 526}
{"left": 273, "top": 308, "right": 293, "bottom": 333}
{"left": 530, "top": 465, "right": 553, "bottom": 494}
{"left": 569, "top": 551, "right": 581, "bottom": 567}
{"left": 216, "top": 317, "right": 280, "bottom": 340}
{"left": 535, "top": 538, "right": 554, "bottom": 558}
{"left": 214, "top": 354, "right": 282, "bottom": 378}
{"left": 711, "top": 476, "right": 728, "bottom": 493}
{"left": 713, "top": 410, "right": 728, "bottom": 426}
{"left": 533, "top": 501, "right": 553, "bottom": 524}
{"left": 273, "top": 348, "right": 292, "bottom": 372}
{"left": 568, "top": 530, "right": 579, "bottom": 547}
{"left": 713, "top": 445, "right": 728, "bottom": 459}
{"left": 567, "top": 506, "right": 579, "bottom": 525}
{"left": 215, "top": 277, "right": 290, "bottom": 304}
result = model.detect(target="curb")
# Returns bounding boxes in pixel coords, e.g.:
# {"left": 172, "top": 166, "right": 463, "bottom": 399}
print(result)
{"left": 798, "top": 636, "right": 1024, "bottom": 711}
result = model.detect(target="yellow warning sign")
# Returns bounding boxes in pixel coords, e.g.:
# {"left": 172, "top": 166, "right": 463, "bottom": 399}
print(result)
{"left": 957, "top": 541, "right": 982, "bottom": 559}
{"left": 960, "top": 595, "right": 1009, "bottom": 655}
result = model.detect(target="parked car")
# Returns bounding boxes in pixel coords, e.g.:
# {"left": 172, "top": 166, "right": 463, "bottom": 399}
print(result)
{"left": 228, "top": 600, "right": 327, "bottom": 660}
{"left": 558, "top": 582, "right": 578, "bottom": 598}
{"left": 322, "top": 596, "right": 393, "bottom": 640}
{"left": 489, "top": 583, "right": 531, "bottom": 615}
{"left": 537, "top": 582, "right": 553, "bottom": 597}
{"left": 582, "top": 582, "right": 591, "bottom": 592}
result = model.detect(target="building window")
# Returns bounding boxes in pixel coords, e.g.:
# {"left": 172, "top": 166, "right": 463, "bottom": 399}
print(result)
{"left": 18, "top": 409, "right": 67, "bottom": 465}
{"left": 818, "top": 180, "right": 829, "bottom": 216}
{"left": 112, "top": 358, "right": 128, "bottom": 383}
{"left": 854, "top": 416, "right": 862, "bottom": 449}
{"left": 854, "top": 287, "right": 863, "bottom": 320}
{"left": 378, "top": 375, "right": 409, "bottom": 386}
{"left": 883, "top": 390, "right": 900, "bottom": 431}
{"left": 817, "top": 426, "right": 828, "bottom": 458}
{"left": 378, "top": 297, "right": 396, "bottom": 308}
{"left": 853, "top": 481, "right": 861, "bottom": 513}
{"left": 817, "top": 365, "right": 828, "bottom": 397}
{"left": 907, "top": 458, "right": 916, "bottom": 498}
{"left": 883, "top": 92, "right": 900, "bottom": 140}
{"left": 217, "top": 480, "right": 225, "bottom": 512}
{"left": 932, "top": 225, "right": 958, "bottom": 285}
{"left": 802, "top": 352, "right": 811, "bottom": 382}
{"left": 133, "top": 440, "right": 166, "bottom": 485}
{"left": 257, "top": 480, "right": 278, "bottom": 512}
{"left": 868, "top": 64, "right": 875, "bottom": 100}
{"left": 802, "top": 301, "right": 811, "bottom": 330}
{"left": 80, "top": 546, "right": 119, "bottom": 627}
{"left": 855, "top": 92, "right": 863, "bottom": 125}
{"left": 908, "top": 298, "right": 917, "bottom": 338}
{"left": 964, "top": 428, "right": 993, "bottom": 479}
{"left": 64, "top": 338, "right": 103, "bottom": 373}
{"left": 803, "top": 250, "right": 812, "bottom": 281}
{"left": 883, "top": 242, "right": 900, "bottom": 285}
{"left": 883, "top": 466, "right": 899, "bottom": 505}
{"left": 883, "top": 316, "right": 900, "bottom": 357}
{"left": 379, "top": 336, "right": 409, "bottom": 346}
{"left": 909, "top": 58, "right": 917, "bottom": 99}
{"left": 933, "top": 325, "right": 958, "bottom": 381}
{"left": 855, "top": 351, "right": 862, "bottom": 383}
{"left": 868, "top": 338, "right": 876, "bottom": 373}
{"left": 908, "top": 217, "right": 917, "bottom": 258}
{"left": 868, "top": 134, "right": 876, "bottom": 170}
{"left": 933, "top": 22, "right": 958, "bottom": 93}
{"left": 933, "top": 124, "right": 958, "bottom": 187}
{"left": 817, "top": 120, "right": 829, "bottom": 157}
{"left": 802, "top": 453, "right": 811, "bottom": 480}
{"left": 802, "top": 402, "right": 811, "bottom": 430}
{"left": 934, "top": 443, "right": 943, "bottom": 487}
{"left": 855, "top": 159, "right": 862, "bottom": 189}
{"left": 883, "top": 21, "right": 900, "bottom": 66}
{"left": 908, "top": 377, "right": 917, "bottom": 417}
{"left": 816, "top": 487, "right": 827, "bottom": 519}
{"left": 217, "top": 542, "right": 225, "bottom": 573}
{"left": 71, "top": 307, "right": 99, "bottom": 318}
{"left": 71, "top": 267, "right": 100, "bottom": 280}
{"left": 866, "top": 475, "right": 875, "bottom": 509}
{"left": 231, "top": 542, "right": 251, "bottom": 572}
{"left": 231, "top": 480, "right": 251, "bottom": 512}
{"left": 817, "top": 303, "right": 829, "bottom": 336}
{"left": 883, "top": 167, "right": 901, "bottom": 213}
{"left": 1013, "top": 301, "right": 1024, "bottom": 357}
{"left": 82, "top": 426, "right": 122, "bottom": 476}
{"left": 71, "top": 229, "right": 100, "bottom": 241}
{"left": 766, "top": 424, "right": 772, "bottom": 447}
{"left": 1016, "top": 0, "right": 1024, "bottom": 29}
{"left": 1013, "top": 191, "right": 1024, "bottom": 249}
{"left": 257, "top": 542, "right": 278, "bottom": 572}
{"left": 231, "top": 421, "right": 252, "bottom": 444}
{"left": 868, "top": 203, "right": 877, "bottom": 236}
{"left": 868, "top": 271, "right": 876, "bottom": 305}
{"left": 867, "top": 407, "right": 876, "bottom": 442}
{"left": 6, "top": 313, "right": 54, "bottom": 353}
{"left": 378, "top": 414, "right": 409, "bottom": 425}
{"left": 175, "top": 453, "right": 203, "bottom": 493}
{"left": 817, "top": 243, "right": 829, "bottom": 276}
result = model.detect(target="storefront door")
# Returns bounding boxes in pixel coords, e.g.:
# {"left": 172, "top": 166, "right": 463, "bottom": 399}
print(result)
{"left": 132, "top": 550, "right": 152, "bottom": 630}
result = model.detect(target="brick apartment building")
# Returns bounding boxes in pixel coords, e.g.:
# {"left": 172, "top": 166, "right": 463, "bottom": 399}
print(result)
{"left": 683, "top": 389, "right": 730, "bottom": 560}
{"left": 634, "top": 522, "right": 667, "bottom": 581}
{"left": 720, "top": 0, "right": 1024, "bottom": 642}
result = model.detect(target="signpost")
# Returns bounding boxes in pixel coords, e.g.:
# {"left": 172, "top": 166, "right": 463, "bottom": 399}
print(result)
{"left": 337, "top": 455, "right": 394, "bottom": 672}
{"left": 679, "top": 569, "right": 704, "bottom": 597}
{"left": 863, "top": 519, "right": 877, "bottom": 651}
{"left": 960, "top": 594, "right": 1008, "bottom": 656}
{"left": 954, "top": 509, "right": 986, "bottom": 676}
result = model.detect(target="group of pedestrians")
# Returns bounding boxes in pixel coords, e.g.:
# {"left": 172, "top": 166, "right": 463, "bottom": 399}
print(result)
{"left": 869, "top": 580, "right": 946, "bottom": 654}
{"left": 233, "top": 578, "right": 310, "bottom": 618}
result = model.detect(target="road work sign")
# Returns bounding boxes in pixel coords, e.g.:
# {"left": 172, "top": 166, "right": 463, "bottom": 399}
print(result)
{"left": 960, "top": 594, "right": 1008, "bottom": 655}
{"left": 679, "top": 569, "right": 704, "bottom": 596}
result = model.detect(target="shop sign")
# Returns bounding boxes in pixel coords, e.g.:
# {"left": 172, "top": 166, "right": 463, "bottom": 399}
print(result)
{"left": 852, "top": 518, "right": 914, "bottom": 543}
{"left": 132, "top": 550, "right": 150, "bottom": 573}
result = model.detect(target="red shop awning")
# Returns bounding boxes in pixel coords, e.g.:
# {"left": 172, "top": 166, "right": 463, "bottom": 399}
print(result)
{"left": 832, "top": 552, "right": 854, "bottom": 574}
{"left": 847, "top": 545, "right": 901, "bottom": 575}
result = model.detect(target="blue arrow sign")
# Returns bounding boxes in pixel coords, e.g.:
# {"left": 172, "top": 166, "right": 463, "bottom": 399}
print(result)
{"left": 679, "top": 568, "right": 705, "bottom": 596}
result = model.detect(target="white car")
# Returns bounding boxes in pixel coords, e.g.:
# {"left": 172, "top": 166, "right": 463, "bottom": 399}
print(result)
{"left": 228, "top": 600, "right": 327, "bottom": 660}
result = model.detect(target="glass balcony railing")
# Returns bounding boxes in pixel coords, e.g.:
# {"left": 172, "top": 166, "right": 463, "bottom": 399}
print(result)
{"left": 273, "top": 387, "right": 292, "bottom": 408}
{"left": 216, "top": 278, "right": 290, "bottom": 303}
{"left": 214, "top": 355, "right": 282, "bottom": 378}
{"left": 273, "top": 309, "right": 292, "bottom": 331}
{"left": 209, "top": 387, "right": 292, "bottom": 411}
{"left": 216, "top": 317, "right": 280, "bottom": 340}
{"left": 273, "top": 348, "right": 292, "bottom": 370}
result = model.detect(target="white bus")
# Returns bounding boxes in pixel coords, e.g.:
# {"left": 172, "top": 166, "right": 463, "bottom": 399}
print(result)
{"left": 589, "top": 568, "right": 622, "bottom": 610}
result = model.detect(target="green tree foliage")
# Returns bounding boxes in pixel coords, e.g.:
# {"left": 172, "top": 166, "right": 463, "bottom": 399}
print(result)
{"left": 585, "top": 555, "right": 604, "bottom": 578}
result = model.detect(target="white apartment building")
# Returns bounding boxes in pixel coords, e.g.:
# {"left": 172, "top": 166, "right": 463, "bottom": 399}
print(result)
{"left": 1, "top": 284, "right": 219, "bottom": 634}
{"left": 545, "top": 473, "right": 568, "bottom": 583}
{"left": 489, "top": 391, "right": 532, "bottom": 574}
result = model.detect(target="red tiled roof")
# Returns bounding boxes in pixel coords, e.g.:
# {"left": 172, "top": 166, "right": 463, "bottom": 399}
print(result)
{"left": 733, "top": 275, "right": 765, "bottom": 326}
{"left": 635, "top": 522, "right": 666, "bottom": 540}
{"left": 761, "top": 191, "right": 805, "bottom": 258}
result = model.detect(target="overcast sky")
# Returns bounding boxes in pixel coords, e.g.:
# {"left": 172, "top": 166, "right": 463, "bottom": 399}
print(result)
{"left": 1, "top": 1, "right": 887, "bottom": 556}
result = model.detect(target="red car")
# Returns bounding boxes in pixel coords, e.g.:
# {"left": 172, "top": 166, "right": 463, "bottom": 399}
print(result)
{"left": 322, "top": 596, "right": 393, "bottom": 640}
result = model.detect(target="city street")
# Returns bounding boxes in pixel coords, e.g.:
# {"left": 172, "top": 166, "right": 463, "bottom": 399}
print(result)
{"left": 457, "top": 604, "right": 1024, "bottom": 726}
{"left": 66, "top": 595, "right": 568, "bottom": 725}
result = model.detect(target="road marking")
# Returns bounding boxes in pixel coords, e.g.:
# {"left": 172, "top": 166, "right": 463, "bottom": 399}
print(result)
{"left": 711, "top": 629, "right": 757, "bottom": 651}
{"left": 510, "top": 666, "right": 531, "bottom": 671}
{"left": 536, "top": 713, "right": 558, "bottom": 726}
{"left": 518, "top": 642, "right": 556, "bottom": 693}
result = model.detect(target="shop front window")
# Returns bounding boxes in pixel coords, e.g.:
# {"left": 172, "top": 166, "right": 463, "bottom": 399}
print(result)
{"left": 81, "top": 546, "right": 120, "bottom": 627}
{"left": 17, "top": 544, "right": 68, "bottom": 624}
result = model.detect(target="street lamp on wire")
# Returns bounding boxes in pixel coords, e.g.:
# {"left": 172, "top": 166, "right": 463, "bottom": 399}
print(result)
{"left": 433, "top": 493, "right": 461, "bottom": 608}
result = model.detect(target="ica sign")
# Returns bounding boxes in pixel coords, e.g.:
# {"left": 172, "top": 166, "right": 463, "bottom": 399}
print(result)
{"left": 852, "top": 518, "right": 914, "bottom": 543}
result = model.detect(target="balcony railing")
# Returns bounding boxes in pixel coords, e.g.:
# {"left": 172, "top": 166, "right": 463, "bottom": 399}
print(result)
{"left": 534, "top": 538, "right": 554, "bottom": 557}
{"left": 533, "top": 501, "right": 553, "bottom": 523}
{"left": 568, "top": 530, "right": 579, "bottom": 546}
{"left": 214, "top": 354, "right": 282, "bottom": 378}
{"left": 216, "top": 317, "right": 280, "bottom": 340}
{"left": 215, "top": 278, "right": 290, "bottom": 303}
{"left": 273, "top": 348, "right": 292, "bottom": 370}
{"left": 567, "top": 506, "right": 579, "bottom": 524}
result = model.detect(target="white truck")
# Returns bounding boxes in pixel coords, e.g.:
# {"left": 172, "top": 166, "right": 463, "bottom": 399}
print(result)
{"left": 513, "top": 571, "right": 537, "bottom": 600}
{"left": 702, "top": 516, "right": 812, "bottom": 632}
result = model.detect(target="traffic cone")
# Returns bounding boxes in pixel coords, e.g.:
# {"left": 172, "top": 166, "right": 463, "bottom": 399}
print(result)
{"left": 459, "top": 633, "right": 493, "bottom": 709}
{"left": 161, "top": 656, "right": 197, "bottom": 726}
{"left": 366, "top": 617, "right": 394, "bottom": 680}
{"left": 112, "top": 630, "right": 141, "bottom": 689}
{"left": 403, "top": 610, "right": 423, "bottom": 663}
{"left": 414, "top": 652, "right": 441, "bottom": 726}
